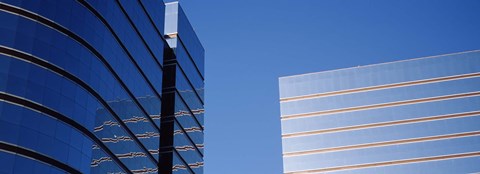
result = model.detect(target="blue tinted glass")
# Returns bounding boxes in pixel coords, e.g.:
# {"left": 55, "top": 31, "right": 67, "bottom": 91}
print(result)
{"left": 0, "top": 0, "right": 203, "bottom": 173}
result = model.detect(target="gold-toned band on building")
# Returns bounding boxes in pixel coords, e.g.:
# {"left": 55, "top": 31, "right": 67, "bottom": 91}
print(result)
{"left": 285, "top": 151, "right": 480, "bottom": 174}
{"left": 281, "top": 91, "right": 480, "bottom": 120}
{"left": 282, "top": 111, "right": 480, "bottom": 138}
{"left": 280, "top": 72, "right": 480, "bottom": 102}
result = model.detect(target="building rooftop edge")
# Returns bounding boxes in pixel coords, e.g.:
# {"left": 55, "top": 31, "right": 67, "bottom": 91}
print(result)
{"left": 164, "top": 0, "right": 178, "bottom": 4}
{"left": 279, "top": 49, "right": 480, "bottom": 80}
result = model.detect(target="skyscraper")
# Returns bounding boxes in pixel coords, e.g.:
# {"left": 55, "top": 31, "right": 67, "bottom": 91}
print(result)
{"left": 279, "top": 51, "right": 480, "bottom": 174}
{"left": 0, "top": 0, "right": 204, "bottom": 173}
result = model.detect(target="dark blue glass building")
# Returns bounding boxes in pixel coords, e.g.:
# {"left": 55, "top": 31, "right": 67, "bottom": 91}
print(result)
{"left": 0, "top": 0, "right": 204, "bottom": 173}
{"left": 279, "top": 51, "right": 480, "bottom": 173}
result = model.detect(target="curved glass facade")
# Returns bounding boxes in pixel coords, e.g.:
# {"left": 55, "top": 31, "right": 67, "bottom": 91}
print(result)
{"left": 0, "top": 0, "right": 204, "bottom": 173}
{"left": 279, "top": 51, "right": 480, "bottom": 174}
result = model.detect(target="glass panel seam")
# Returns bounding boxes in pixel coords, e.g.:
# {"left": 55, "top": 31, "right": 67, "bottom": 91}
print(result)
{"left": 0, "top": 92, "right": 131, "bottom": 174}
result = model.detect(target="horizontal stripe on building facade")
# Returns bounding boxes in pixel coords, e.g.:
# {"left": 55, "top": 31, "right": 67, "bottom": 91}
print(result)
{"left": 282, "top": 111, "right": 480, "bottom": 138}
{"left": 280, "top": 72, "right": 480, "bottom": 102}
{"left": 174, "top": 120, "right": 204, "bottom": 157}
{"left": 283, "top": 131, "right": 480, "bottom": 157}
{"left": 0, "top": 0, "right": 203, "bottom": 173}
{"left": 0, "top": 2, "right": 162, "bottom": 127}
{"left": 281, "top": 91, "right": 480, "bottom": 120}
{"left": 73, "top": 2, "right": 204, "bottom": 171}
{"left": 0, "top": 141, "right": 81, "bottom": 174}
{"left": 0, "top": 1, "right": 163, "bottom": 131}
{"left": 281, "top": 96, "right": 480, "bottom": 135}
{"left": 285, "top": 151, "right": 480, "bottom": 174}
{"left": 281, "top": 77, "right": 480, "bottom": 117}
{"left": 93, "top": 115, "right": 162, "bottom": 133}
{"left": 0, "top": 92, "right": 132, "bottom": 173}
{"left": 0, "top": 46, "right": 159, "bottom": 164}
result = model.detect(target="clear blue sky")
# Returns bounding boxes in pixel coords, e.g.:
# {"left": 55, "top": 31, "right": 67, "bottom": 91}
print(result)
{"left": 180, "top": 0, "right": 480, "bottom": 173}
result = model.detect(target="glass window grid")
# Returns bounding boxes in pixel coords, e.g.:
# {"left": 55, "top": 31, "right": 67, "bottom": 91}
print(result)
{"left": 1, "top": 0, "right": 204, "bottom": 173}
{"left": 1, "top": 0, "right": 165, "bottom": 106}
{"left": 0, "top": 56, "right": 157, "bottom": 171}
{"left": 138, "top": 0, "right": 165, "bottom": 37}
{"left": 118, "top": 0, "right": 165, "bottom": 68}
{"left": 175, "top": 68, "right": 204, "bottom": 127}
{"left": 0, "top": 101, "right": 126, "bottom": 174}
{"left": 174, "top": 93, "right": 204, "bottom": 154}
{"left": 0, "top": 151, "right": 71, "bottom": 174}
{"left": 176, "top": 41, "right": 205, "bottom": 102}
{"left": 177, "top": 5, "right": 204, "bottom": 76}
{"left": 173, "top": 121, "right": 204, "bottom": 174}
{"left": 0, "top": 8, "right": 162, "bottom": 143}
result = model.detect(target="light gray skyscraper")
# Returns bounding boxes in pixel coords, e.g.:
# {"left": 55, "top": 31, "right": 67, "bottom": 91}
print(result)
{"left": 279, "top": 51, "right": 480, "bottom": 174}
